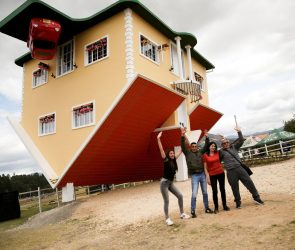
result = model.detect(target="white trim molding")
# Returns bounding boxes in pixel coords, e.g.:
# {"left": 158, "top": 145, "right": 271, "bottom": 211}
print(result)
{"left": 124, "top": 8, "right": 135, "bottom": 82}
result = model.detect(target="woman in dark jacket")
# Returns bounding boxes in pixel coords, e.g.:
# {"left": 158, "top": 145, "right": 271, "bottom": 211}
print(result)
{"left": 157, "top": 131, "right": 190, "bottom": 226}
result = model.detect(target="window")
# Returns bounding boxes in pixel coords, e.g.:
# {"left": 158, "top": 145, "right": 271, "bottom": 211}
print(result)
{"left": 140, "top": 35, "right": 159, "bottom": 63}
{"left": 194, "top": 72, "right": 205, "bottom": 90}
{"left": 32, "top": 68, "right": 48, "bottom": 88}
{"left": 72, "top": 102, "right": 95, "bottom": 129}
{"left": 170, "top": 43, "right": 185, "bottom": 78}
{"left": 57, "top": 40, "right": 74, "bottom": 76}
{"left": 85, "top": 37, "right": 108, "bottom": 65}
{"left": 39, "top": 113, "right": 56, "bottom": 136}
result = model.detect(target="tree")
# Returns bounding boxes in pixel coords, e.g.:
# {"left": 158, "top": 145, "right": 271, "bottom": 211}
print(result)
{"left": 0, "top": 173, "right": 50, "bottom": 193}
{"left": 284, "top": 114, "right": 295, "bottom": 133}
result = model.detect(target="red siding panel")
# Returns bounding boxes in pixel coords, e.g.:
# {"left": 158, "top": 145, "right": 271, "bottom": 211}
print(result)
{"left": 189, "top": 104, "right": 223, "bottom": 141}
{"left": 58, "top": 76, "right": 185, "bottom": 187}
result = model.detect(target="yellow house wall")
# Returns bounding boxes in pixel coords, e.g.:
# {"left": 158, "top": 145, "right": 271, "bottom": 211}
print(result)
{"left": 20, "top": 9, "right": 212, "bottom": 177}
{"left": 132, "top": 12, "right": 209, "bottom": 127}
{"left": 21, "top": 12, "right": 126, "bottom": 176}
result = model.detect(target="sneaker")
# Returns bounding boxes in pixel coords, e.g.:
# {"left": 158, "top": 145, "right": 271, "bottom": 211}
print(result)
{"left": 180, "top": 213, "right": 190, "bottom": 219}
{"left": 236, "top": 202, "right": 241, "bottom": 209}
{"left": 166, "top": 218, "right": 173, "bottom": 226}
{"left": 254, "top": 198, "right": 264, "bottom": 205}
{"left": 191, "top": 210, "right": 197, "bottom": 218}
{"left": 223, "top": 206, "right": 230, "bottom": 211}
{"left": 214, "top": 208, "right": 219, "bottom": 214}
{"left": 205, "top": 207, "right": 214, "bottom": 214}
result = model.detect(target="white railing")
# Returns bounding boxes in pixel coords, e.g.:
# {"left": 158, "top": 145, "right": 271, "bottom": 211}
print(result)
{"left": 239, "top": 138, "right": 295, "bottom": 159}
{"left": 171, "top": 80, "right": 202, "bottom": 103}
{"left": 18, "top": 181, "right": 154, "bottom": 214}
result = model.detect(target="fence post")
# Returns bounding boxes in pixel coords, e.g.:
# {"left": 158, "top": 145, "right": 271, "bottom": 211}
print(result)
{"left": 248, "top": 148, "right": 252, "bottom": 158}
{"left": 264, "top": 144, "right": 269, "bottom": 156}
{"left": 279, "top": 140, "right": 284, "bottom": 154}
{"left": 38, "top": 187, "right": 42, "bottom": 213}
{"left": 56, "top": 188, "right": 60, "bottom": 207}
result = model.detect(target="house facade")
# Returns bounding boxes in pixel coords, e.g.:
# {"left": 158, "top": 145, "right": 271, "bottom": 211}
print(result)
{"left": 0, "top": 0, "right": 222, "bottom": 191}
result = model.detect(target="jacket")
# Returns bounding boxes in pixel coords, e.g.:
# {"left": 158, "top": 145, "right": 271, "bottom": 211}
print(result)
{"left": 219, "top": 131, "right": 244, "bottom": 170}
{"left": 181, "top": 136, "right": 209, "bottom": 175}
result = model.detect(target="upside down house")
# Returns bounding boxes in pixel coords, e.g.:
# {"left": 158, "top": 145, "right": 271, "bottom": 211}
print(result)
{"left": 0, "top": 0, "right": 222, "bottom": 197}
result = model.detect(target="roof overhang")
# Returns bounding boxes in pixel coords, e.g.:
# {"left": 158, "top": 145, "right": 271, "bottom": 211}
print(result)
{"left": 189, "top": 104, "right": 223, "bottom": 141}
{"left": 56, "top": 75, "right": 185, "bottom": 187}
{"left": 0, "top": 0, "right": 214, "bottom": 69}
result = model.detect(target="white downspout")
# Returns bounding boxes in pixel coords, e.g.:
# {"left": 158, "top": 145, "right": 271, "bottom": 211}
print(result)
{"left": 185, "top": 45, "right": 194, "bottom": 81}
{"left": 175, "top": 36, "right": 184, "bottom": 80}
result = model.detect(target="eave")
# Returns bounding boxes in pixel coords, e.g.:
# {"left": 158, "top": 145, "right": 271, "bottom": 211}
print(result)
{"left": 0, "top": 0, "right": 214, "bottom": 69}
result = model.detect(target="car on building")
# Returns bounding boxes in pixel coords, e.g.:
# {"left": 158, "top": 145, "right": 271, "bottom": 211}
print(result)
{"left": 27, "top": 18, "right": 61, "bottom": 60}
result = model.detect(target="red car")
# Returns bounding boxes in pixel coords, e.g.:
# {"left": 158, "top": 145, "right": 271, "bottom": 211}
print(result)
{"left": 27, "top": 18, "right": 61, "bottom": 60}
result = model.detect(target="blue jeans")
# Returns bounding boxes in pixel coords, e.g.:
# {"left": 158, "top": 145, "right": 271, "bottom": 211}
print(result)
{"left": 191, "top": 172, "right": 209, "bottom": 210}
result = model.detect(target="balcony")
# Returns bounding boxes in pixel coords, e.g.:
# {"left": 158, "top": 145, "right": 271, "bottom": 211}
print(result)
{"left": 171, "top": 80, "right": 202, "bottom": 103}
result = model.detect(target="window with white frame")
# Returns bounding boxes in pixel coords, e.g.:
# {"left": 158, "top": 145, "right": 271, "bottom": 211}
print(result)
{"left": 85, "top": 37, "right": 108, "bottom": 65}
{"left": 57, "top": 40, "right": 74, "bottom": 76}
{"left": 140, "top": 35, "right": 159, "bottom": 63}
{"left": 72, "top": 102, "right": 95, "bottom": 129}
{"left": 194, "top": 72, "right": 205, "bottom": 90}
{"left": 39, "top": 113, "right": 56, "bottom": 136}
{"left": 32, "top": 68, "right": 48, "bottom": 88}
{"left": 170, "top": 43, "right": 185, "bottom": 78}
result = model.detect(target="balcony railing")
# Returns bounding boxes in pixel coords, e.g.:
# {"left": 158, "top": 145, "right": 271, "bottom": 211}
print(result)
{"left": 171, "top": 80, "right": 202, "bottom": 103}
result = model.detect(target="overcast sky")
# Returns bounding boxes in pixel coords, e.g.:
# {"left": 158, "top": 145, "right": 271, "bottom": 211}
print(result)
{"left": 0, "top": 0, "right": 294, "bottom": 175}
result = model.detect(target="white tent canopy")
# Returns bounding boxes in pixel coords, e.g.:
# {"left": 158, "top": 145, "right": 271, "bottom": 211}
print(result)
{"left": 241, "top": 136, "right": 261, "bottom": 149}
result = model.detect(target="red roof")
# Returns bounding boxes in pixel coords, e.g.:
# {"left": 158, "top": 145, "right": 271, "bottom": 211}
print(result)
{"left": 189, "top": 104, "right": 223, "bottom": 141}
{"left": 57, "top": 76, "right": 185, "bottom": 187}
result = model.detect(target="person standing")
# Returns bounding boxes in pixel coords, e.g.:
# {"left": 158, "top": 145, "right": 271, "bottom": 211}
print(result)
{"left": 219, "top": 127, "right": 264, "bottom": 208}
{"left": 157, "top": 132, "right": 190, "bottom": 226}
{"left": 180, "top": 127, "right": 213, "bottom": 218}
{"left": 203, "top": 140, "right": 230, "bottom": 213}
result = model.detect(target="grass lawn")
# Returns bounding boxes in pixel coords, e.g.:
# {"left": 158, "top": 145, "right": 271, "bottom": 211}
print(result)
{"left": 0, "top": 203, "right": 56, "bottom": 232}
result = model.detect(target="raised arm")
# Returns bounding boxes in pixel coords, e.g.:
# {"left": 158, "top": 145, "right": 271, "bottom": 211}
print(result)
{"left": 200, "top": 129, "right": 210, "bottom": 154}
{"left": 157, "top": 132, "right": 166, "bottom": 159}
{"left": 180, "top": 127, "right": 189, "bottom": 155}
{"left": 233, "top": 127, "right": 244, "bottom": 150}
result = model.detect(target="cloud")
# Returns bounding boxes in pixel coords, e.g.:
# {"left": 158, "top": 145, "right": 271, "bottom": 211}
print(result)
{"left": 0, "top": 109, "right": 39, "bottom": 175}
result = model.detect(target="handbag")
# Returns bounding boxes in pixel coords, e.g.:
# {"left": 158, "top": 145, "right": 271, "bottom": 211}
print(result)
{"left": 224, "top": 149, "right": 253, "bottom": 176}
{"left": 240, "top": 163, "right": 253, "bottom": 176}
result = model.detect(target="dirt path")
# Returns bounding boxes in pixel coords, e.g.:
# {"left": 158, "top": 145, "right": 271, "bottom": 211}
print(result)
{"left": 1, "top": 158, "right": 295, "bottom": 250}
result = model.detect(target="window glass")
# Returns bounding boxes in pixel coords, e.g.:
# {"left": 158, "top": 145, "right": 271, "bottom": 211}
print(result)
{"left": 140, "top": 35, "right": 159, "bottom": 63}
{"left": 32, "top": 68, "right": 48, "bottom": 88}
{"left": 72, "top": 102, "right": 94, "bottom": 129}
{"left": 39, "top": 113, "right": 55, "bottom": 136}
{"left": 57, "top": 40, "right": 73, "bottom": 76}
{"left": 85, "top": 37, "right": 108, "bottom": 65}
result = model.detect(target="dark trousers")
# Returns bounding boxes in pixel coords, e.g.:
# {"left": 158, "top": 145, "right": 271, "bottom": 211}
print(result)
{"left": 226, "top": 167, "right": 260, "bottom": 204}
{"left": 210, "top": 172, "right": 227, "bottom": 210}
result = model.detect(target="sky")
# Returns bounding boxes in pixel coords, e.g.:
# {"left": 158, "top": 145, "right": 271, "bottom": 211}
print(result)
{"left": 0, "top": 0, "right": 294, "bottom": 175}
